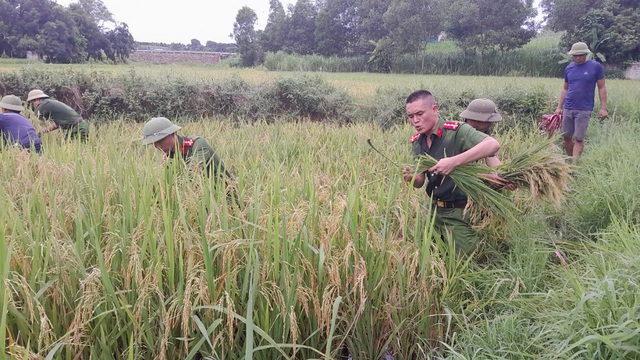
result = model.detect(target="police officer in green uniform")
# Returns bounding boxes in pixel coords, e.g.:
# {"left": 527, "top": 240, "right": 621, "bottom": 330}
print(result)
{"left": 27, "top": 89, "right": 89, "bottom": 142}
{"left": 141, "top": 117, "right": 232, "bottom": 180}
{"left": 402, "top": 90, "right": 506, "bottom": 255}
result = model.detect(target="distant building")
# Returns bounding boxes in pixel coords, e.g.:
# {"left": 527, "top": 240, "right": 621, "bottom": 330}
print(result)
{"left": 26, "top": 51, "right": 39, "bottom": 60}
{"left": 624, "top": 62, "right": 640, "bottom": 80}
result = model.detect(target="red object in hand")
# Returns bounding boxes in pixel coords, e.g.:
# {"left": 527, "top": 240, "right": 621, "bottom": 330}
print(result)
{"left": 539, "top": 113, "right": 562, "bottom": 138}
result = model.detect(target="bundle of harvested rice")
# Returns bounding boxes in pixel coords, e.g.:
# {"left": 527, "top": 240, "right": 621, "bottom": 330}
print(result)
{"left": 495, "top": 137, "right": 572, "bottom": 209}
{"left": 414, "top": 135, "right": 572, "bottom": 230}
{"left": 415, "top": 154, "right": 520, "bottom": 225}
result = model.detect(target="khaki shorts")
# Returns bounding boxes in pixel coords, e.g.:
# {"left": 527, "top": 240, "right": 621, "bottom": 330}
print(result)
{"left": 562, "top": 109, "right": 591, "bottom": 141}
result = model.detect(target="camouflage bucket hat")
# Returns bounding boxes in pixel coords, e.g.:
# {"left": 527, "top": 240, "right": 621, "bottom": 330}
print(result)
{"left": 0, "top": 95, "right": 25, "bottom": 111}
{"left": 460, "top": 98, "right": 502, "bottom": 122}
{"left": 568, "top": 42, "right": 591, "bottom": 56}
{"left": 141, "top": 117, "right": 181, "bottom": 145}
{"left": 27, "top": 89, "right": 50, "bottom": 102}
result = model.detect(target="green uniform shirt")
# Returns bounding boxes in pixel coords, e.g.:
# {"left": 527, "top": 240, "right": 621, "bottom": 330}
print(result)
{"left": 173, "top": 135, "right": 231, "bottom": 179}
{"left": 35, "top": 98, "right": 83, "bottom": 129}
{"left": 411, "top": 119, "right": 488, "bottom": 202}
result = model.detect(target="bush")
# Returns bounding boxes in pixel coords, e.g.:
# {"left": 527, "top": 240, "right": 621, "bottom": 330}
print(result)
{"left": 271, "top": 75, "right": 354, "bottom": 122}
{"left": 261, "top": 33, "right": 568, "bottom": 77}
{"left": 0, "top": 69, "right": 355, "bottom": 124}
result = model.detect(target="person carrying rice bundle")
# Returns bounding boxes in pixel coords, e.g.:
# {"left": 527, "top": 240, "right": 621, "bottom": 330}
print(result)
{"left": 401, "top": 90, "right": 511, "bottom": 255}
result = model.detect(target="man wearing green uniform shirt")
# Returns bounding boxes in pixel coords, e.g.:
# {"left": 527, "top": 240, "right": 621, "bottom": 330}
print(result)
{"left": 141, "top": 117, "right": 233, "bottom": 180}
{"left": 27, "top": 89, "right": 89, "bottom": 142}
{"left": 401, "top": 90, "right": 507, "bottom": 255}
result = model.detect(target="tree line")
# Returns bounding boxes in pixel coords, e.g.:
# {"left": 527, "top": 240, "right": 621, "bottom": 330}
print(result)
{"left": 233, "top": 0, "right": 639, "bottom": 70}
{"left": 0, "top": 0, "right": 135, "bottom": 63}
{"left": 1, "top": 0, "right": 636, "bottom": 67}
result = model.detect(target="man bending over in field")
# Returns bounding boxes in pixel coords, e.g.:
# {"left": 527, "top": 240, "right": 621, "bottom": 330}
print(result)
{"left": 0, "top": 95, "right": 42, "bottom": 153}
{"left": 27, "top": 89, "right": 89, "bottom": 142}
{"left": 141, "top": 117, "right": 238, "bottom": 205}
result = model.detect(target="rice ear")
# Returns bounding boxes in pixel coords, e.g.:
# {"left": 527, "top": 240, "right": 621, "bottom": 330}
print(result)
{"left": 414, "top": 135, "right": 572, "bottom": 231}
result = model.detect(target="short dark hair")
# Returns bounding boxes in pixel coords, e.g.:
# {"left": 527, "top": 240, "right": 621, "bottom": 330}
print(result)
{"left": 406, "top": 90, "right": 435, "bottom": 105}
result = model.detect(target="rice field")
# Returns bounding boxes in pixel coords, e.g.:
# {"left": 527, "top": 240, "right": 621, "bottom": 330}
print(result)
{"left": 3, "top": 60, "right": 638, "bottom": 104}
{"left": 1, "top": 65, "right": 639, "bottom": 359}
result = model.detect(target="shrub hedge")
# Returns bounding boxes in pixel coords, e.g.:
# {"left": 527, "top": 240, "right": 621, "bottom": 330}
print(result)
{"left": 0, "top": 68, "right": 572, "bottom": 129}
{"left": 0, "top": 69, "right": 357, "bottom": 124}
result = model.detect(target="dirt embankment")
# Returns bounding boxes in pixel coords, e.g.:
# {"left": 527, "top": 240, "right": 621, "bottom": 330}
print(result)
{"left": 129, "top": 50, "right": 236, "bottom": 64}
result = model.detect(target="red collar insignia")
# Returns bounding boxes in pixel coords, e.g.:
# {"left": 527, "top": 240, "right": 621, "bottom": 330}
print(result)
{"left": 410, "top": 133, "right": 420, "bottom": 143}
{"left": 180, "top": 138, "right": 195, "bottom": 154}
{"left": 436, "top": 127, "right": 443, "bottom": 138}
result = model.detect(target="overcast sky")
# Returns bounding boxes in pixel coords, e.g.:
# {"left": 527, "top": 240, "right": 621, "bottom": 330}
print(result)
{"left": 54, "top": 0, "right": 296, "bottom": 44}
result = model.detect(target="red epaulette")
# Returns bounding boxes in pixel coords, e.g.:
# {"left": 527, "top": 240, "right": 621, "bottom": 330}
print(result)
{"left": 443, "top": 121, "right": 461, "bottom": 130}
{"left": 410, "top": 133, "right": 420, "bottom": 143}
{"left": 180, "top": 137, "right": 196, "bottom": 154}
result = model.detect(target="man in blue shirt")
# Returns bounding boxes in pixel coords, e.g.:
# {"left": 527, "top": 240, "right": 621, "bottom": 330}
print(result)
{"left": 554, "top": 41, "right": 607, "bottom": 163}
{"left": 0, "top": 95, "right": 42, "bottom": 153}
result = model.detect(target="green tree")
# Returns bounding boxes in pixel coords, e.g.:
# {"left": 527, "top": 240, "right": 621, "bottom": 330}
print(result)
{"left": 0, "top": 0, "right": 21, "bottom": 57}
{"left": 39, "top": 17, "right": 85, "bottom": 63}
{"left": 0, "top": 0, "right": 133, "bottom": 63}
{"left": 106, "top": 23, "right": 134, "bottom": 62}
{"left": 16, "top": 0, "right": 86, "bottom": 63}
{"left": 540, "top": 0, "right": 602, "bottom": 33}
{"left": 382, "top": 0, "right": 441, "bottom": 54}
{"left": 315, "top": 0, "right": 357, "bottom": 56}
{"left": 367, "top": 37, "right": 394, "bottom": 73}
{"left": 542, "top": 0, "right": 640, "bottom": 64}
{"left": 261, "top": 0, "right": 289, "bottom": 53}
{"left": 68, "top": 2, "right": 111, "bottom": 61}
{"left": 189, "top": 39, "right": 203, "bottom": 51}
{"left": 353, "top": 0, "right": 390, "bottom": 54}
{"left": 75, "top": 0, "right": 114, "bottom": 29}
{"left": 285, "top": 0, "right": 318, "bottom": 54}
{"left": 0, "top": 0, "right": 54, "bottom": 58}
{"left": 233, "top": 6, "right": 261, "bottom": 66}
{"left": 445, "top": 0, "right": 537, "bottom": 52}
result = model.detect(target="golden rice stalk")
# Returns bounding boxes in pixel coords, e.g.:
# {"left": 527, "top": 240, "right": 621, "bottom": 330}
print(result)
{"left": 495, "top": 137, "right": 573, "bottom": 210}
{"left": 414, "top": 136, "right": 571, "bottom": 230}
{"left": 415, "top": 154, "right": 520, "bottom": 224}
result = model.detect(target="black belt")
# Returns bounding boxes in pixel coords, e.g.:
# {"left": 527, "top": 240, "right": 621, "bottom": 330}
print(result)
{"left": 435, "top": 200, "right": 467, "bottom": 208}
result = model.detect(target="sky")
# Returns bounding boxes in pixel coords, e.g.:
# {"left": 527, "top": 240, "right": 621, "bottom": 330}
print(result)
{"left": 54, "top": 0, "right": 296, "bottom": 44}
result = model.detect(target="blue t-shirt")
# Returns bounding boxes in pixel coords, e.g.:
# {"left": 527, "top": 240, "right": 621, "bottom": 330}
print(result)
{"left": 564, "top": 60, "right": 605, "bottom": 111}
{"left": 0, "top": 112, "right": 42, "bottom": 153}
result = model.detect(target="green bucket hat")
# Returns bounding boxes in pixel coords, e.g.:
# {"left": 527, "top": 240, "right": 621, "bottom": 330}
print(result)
{"left": 141, "top": 117, "right": 181, "bottom": 145}
{"left": 0, "top": 95, "right": 25, "bottom": 112}
{"left": 460, "top": 98, "right": 502, "bottom": 123}
{"left": 568, "top": 42, "right": 591, "bottom": 56}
